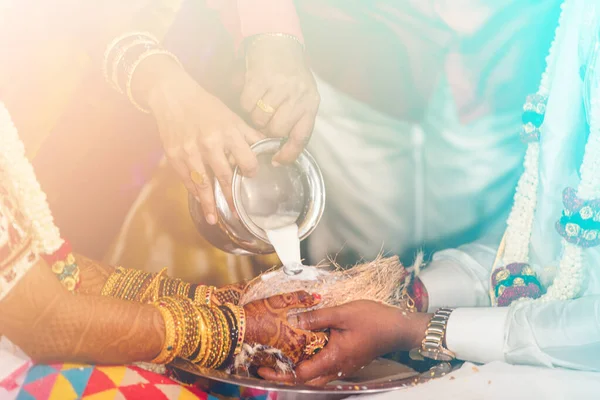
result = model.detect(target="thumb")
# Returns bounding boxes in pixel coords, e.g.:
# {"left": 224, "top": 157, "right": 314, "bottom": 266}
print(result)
{"left": 289, "top": 306, "right": 343, "bottom": 331}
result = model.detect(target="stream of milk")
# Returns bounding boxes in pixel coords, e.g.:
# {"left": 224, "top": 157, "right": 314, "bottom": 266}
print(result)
{"left": 261, "top": 223, "right": 324, "bottom": 281}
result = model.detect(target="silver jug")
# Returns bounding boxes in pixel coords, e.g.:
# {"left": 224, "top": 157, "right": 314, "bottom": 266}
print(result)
{"left": 189, "top": 139, "right": 325, "bottom": 255}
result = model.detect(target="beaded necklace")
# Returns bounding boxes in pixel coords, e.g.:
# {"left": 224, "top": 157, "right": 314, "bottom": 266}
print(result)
{"left": 491, "top": 0, "right": 600, "bottom": 305}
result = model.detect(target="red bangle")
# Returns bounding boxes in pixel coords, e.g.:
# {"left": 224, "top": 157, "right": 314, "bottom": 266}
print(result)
{"left": 40, "top": 240, "right": 80, "bottom": 292}
{"left": 40, "top": 240, "right": 72, "bottom": 264}
{"left": 409, "top": 277, "right": 429, "bottom": 313}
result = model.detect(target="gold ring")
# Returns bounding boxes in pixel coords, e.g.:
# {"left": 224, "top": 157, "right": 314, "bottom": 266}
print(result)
{"left": 256, "top": 99, "right": 275, "bottom": 113}
{"left": 190, "top": 170, "right": 205, "bottom": 185}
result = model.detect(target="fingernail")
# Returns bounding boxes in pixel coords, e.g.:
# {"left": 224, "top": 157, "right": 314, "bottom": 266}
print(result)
{"left": 206, "top": 214, "right": 217, "bottom": 225}
{"left": 272, "top": 160, "right": 281, "bottom": 167}
{"left": 287, "top": 314, "right": 299, "bottom": 328}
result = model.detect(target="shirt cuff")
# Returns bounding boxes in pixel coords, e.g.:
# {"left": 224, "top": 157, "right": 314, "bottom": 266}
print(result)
{"left": 419, "top": 256, "right": 489, "bottom": 312}
{"left": 445, "top": 307, "right": 509, "bottom": 364}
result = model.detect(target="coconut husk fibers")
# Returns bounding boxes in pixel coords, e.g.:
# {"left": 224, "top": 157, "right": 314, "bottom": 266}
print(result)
{"left": 240, "top": 254, "right": 422, "bottom": 309}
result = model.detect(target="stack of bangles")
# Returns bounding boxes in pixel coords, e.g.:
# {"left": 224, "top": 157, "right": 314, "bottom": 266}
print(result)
{"left": 151, "top": 296, "right": 246, "bottom": 367}
{"left": 102, "top": 31, "right": 181, "bottom": 113}
{"left": 101, "top": 267, "right": 246, "bottom": 367}
{"left": 41, "top": 240, "right": 80, "bottom": 292}
{"left": 101, "top": 266, "right": 214, "bottom": 306}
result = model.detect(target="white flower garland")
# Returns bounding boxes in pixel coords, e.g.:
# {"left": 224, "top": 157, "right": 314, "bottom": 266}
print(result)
{"left": 501, "top": 0, "right": 600, "bottom": 302}
{"left": 502, "top": 2, "right": 567, "bottom": 266}
{"left": 0, "top": 104, "right": 64, "bottom": 255}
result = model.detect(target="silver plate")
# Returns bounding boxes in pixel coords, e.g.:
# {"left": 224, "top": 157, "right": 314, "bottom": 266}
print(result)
{"left": 171, "top": 358, "right": 419, "bottom": 400}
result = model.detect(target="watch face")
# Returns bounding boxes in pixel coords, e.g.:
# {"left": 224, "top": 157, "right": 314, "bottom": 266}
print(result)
{"left": 419, "top": 349, "right": 454, "bottom": 362}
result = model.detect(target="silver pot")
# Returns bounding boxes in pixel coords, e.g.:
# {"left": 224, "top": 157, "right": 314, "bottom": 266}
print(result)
{"left": 189, "top": 139, "right": 325, "bottom": 255}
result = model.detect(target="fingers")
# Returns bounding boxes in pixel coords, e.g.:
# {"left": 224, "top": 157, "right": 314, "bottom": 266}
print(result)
{"left": 239, "top": 122, "right": 266, "bottom": 146}
{"left": 203, "top": 144, "right": 235, "bottom": 212}
{"left": 174, "top": 146, "right": 218, "bottom": 225}
{"left": 257, "top": 367, "right": 296, "bottom": 383}
{"left": 264, "top": 291, "right": 321, "bottom": 311}
{"left": 251, "top": 87, "right": 290, "bottom": 128}
{"left": 167, "top": 153, "right": 200, "bottom": 200}
{"left": 305, "top": 375, "right": 338, "bottom": 387}
{"left": 228, "top": 129, "right": 259, "bottom": 177}
{"left": 266, "top": 99, "right": 303, "bottom": 139}
{"left": 295, "top": 346, "right": 339, "bottom": 383}
{"left": 288, "top": 305, "right": 342, "bottom": 331}
{"left": 240, "top": 78, "right": 267, "bottom": 114}
{"left": 272, "top": 113, "right": 315, "bottom": 165}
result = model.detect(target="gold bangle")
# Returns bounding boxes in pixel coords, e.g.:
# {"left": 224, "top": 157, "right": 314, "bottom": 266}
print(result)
{"left": 248, "top": 32, "right": 305, "bottom": 51}
{"left": 198, "top": 306, "right": 219, "bottom": 368}
{"left": 100, "top": 266, "right": 126, "bottom": 296}
{"left": 110, "top": 38, "right": 157, "bottom": 93}
{"left": 226, "top": 303, "right": 246, "bottom": 356}
{"left": 190, "top": 306, "right": 211, "bottom": 365}
{"left": 193, "top": 286, "right": 206, "bottom": 305}
{"left": 212, "top": 308, "right": 230, "bottom": 368}
{"left": 179, "top": 298, "right": 201, "bottom": 358}
{"left": 125, "top": 48, "right": 182, "bottom": 114}
{"left": 141, "top": 267, "right": 167, "bottom": 303}
{"left": 152, "top": 299, "right": 179, "bottom": 364}
{"left": 159, "top": 298, "right": 187, "bottom": 360}
{"left": 194, "top": 306, "right": 215, "bottom": 366}
{"left": 103, "top": 32, "right": 159, "bottom": 90}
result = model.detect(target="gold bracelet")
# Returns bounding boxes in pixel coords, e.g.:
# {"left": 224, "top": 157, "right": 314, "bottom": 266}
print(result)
{"left": 212, "top": 307, "right": 231, "bottom": 368}
{"left": 226, "top": 303, "right": 246, "bottom": 356}
{"left": 100, "top": 266, "right": 126, "bottom": 296}
{"left": 152, "top": 298, "right": 180, "bottom": 364}
{"left": 141, "top": 267, "right": 167, "bottom": 303}
{"left": 179, "top": 298, "right": 202, "bottom": 359}
{"left": 110, "top": 38, "right": 157, "bottom": 93}
{"left": 248, "top": 32, "right": 305, "bottom": 51}
{"left": 103, "top": 32, "right": 159, "bottom": 90}
{"left": 160, "top": 298, "right": 187, "bottom": 360}
{"left": 199, "top": 306, "right": 219, "bottom": 368}
{"left": 125, "top": 48, "right": 183, "bottom": 114}
{"left": 192, "top": 305, "right": 211, "bottom": 365}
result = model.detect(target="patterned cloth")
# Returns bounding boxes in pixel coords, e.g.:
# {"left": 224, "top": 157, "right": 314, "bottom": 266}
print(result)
{"left": 7, "top": 363, "right": 279, "bottom": 400}
{"left": 13, "top": 364, "right": 210, "bottom": 400}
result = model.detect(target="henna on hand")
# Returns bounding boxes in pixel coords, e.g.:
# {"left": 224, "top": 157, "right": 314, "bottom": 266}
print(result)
{"left": 0, "top": 260, "right": 165, "bottom": 364}
{"left": 243, "top": 291, "right": 328, "bottom": 365}
{"left": 212, "top": 282, "right": 247, "bottom": 306}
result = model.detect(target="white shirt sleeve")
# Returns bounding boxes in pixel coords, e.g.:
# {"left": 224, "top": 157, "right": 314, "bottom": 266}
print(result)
{"left": 421, "top": 243, "right": 600, "bottom": 371}
{"left": 419, "top": 243, "right": 497, "bottom": 310}
{"left": 445, "top": 307, "right": 508, "bottom": 363}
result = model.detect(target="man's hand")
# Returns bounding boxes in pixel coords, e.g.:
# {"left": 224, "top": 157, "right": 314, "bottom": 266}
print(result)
{"left": 259, "top": 300, "right": 431, "bottom": 386}
{"left": 241, "top": 35, "right": 320, "bottom": 165}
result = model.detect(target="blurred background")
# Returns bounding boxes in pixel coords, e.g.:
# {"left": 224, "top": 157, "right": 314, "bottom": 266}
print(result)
{"left": 0, "top": 0, "right": 561, "bottom": 285}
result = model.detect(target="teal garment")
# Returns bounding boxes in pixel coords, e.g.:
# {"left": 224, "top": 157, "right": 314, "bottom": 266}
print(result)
{"left": 421, "top": 0, "right": 600, "bottom": 372}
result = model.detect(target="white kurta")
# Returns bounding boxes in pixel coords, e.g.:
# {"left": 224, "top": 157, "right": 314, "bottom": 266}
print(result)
{"left": 353, "top": 0, "right": 600, "bottom": 398}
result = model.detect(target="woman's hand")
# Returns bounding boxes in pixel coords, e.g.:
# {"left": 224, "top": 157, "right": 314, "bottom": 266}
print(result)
{"left": 142, "top": 58, "right": 265, "bottom": 224}
{"left": 260, "top": 300, "right": 431, "bottom": 386}
{"left": 241, "top": 35, "right": 320, "bottom": 165}
{"left": 244, "top": 291, "right": 327, "bottom": 365}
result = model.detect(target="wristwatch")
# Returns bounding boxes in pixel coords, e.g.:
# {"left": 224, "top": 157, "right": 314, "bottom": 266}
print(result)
{"left": 418, "top": 308, "right": 456, "bottom": 362}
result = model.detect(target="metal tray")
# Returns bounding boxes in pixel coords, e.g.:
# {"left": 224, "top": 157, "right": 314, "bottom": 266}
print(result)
{"left": 170, "top": 358, "right": 419, "bottom": 400}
